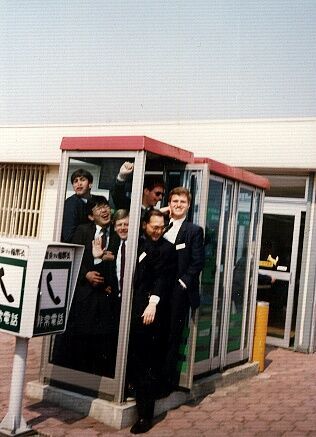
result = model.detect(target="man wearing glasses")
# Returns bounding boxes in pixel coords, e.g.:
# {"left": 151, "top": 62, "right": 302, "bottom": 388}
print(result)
{"left": 53, "top": 196, "right": 117, "bottom": 376}
{"left": 110, "top": 161, "right": 165, "bottom": 217}
{"left": 128, "top": 209, "right": 177, "bottom": 434}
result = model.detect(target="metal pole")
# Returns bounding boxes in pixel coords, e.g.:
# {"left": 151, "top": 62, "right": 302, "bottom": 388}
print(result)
{"left": 252, "top": 301, "right": 269, "bottom": 372}
{"left": 0, "top": 336, "right": 35, "bottom": 436}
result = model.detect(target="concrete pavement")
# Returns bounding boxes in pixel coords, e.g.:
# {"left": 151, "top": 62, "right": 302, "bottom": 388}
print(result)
{"left": 1, "top": 333, "right": 316, "bottom": 436}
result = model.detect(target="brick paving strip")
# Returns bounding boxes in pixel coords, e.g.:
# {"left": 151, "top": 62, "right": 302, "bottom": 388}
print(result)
{"left": 1, "top": 333, "right": 316, "bottom": 436}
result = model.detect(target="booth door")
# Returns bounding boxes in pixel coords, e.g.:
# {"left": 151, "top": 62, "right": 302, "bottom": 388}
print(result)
{"left": 194, "top": 178, "right": 234, "bottom": 374}
{"left": 258, "top": 204, "right": 302, "bottom": 347}
{"left": 224, "top": 186, "right": 256, "bottom": 367}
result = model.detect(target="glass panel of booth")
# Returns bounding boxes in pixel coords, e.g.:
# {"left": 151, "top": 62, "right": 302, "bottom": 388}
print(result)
{"left": 213, "top": 181, "right": 234, "bottom": 363}
{"left": 195, "top": 177, "right": 224, "bottom": 367}
{"left": 243, "top": 190, "right": 263, "bottom": 350}
{"left": 227, "top": 187, "right": 253, "bottom": 353}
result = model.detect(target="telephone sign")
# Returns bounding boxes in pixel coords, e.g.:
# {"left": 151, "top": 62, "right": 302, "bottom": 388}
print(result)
{"left": 33, "top": 246, "right": 75, "bottom": 336}
{"left": 0, "top": 238, "right": 83, "bottom": 338}
{"left": 0, "top": 242, "right": 28, "bottom": 334}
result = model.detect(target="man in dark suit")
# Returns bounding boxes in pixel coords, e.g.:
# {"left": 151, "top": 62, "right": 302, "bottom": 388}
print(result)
{"left": 61, "top": 168, "right": 93, "bottom": 243}
{"left": 53, "top": 195, "right": 117, "bottom": 376}
{"left": 110, "top": 161, "right": 165, "bottom": 218}
{"left": 129, "top": 209, "right": 177, "bottom": 434}
{"left": 163, "top": 186, "right": 205, "bottom": 392}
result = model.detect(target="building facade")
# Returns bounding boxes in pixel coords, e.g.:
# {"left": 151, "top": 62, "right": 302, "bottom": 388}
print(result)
{"left": 1, "top": 118, "right": 315, "bottom": 354}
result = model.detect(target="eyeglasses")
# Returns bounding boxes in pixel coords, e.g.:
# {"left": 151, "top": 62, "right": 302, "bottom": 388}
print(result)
{"left": 153, "top": 191, "right": 164, "bottom": 197}
{"left": 93, "top": 204, "right": 110, "bottom": 213}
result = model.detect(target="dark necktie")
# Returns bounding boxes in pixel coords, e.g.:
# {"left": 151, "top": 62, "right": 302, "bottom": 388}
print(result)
{"left": 119, "top": 240, "right": 126, "bottom": 292}
{"left": 101, "top": 228, "right": 108, "bottom": 249}
{"left": 163, "top": 221, "right": 173, "bottom": 235}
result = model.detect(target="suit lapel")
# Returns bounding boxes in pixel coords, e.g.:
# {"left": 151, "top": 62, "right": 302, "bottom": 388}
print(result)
{"left": 175, "top": 220, "right": 187, "bottom": 245}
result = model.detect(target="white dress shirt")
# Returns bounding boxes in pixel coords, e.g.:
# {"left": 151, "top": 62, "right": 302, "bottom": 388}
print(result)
{"left": 163, "top": 217, "right": 186, "bottom": 244}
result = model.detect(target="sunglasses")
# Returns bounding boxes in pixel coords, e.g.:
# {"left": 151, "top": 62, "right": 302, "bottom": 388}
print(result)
{"left": 153, "top": 191, "right": 164, "bottom": 197}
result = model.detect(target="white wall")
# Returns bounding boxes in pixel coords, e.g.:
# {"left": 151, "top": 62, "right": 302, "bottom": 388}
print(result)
{"left": 1, "top": 118, "right": 315, "bottom": 169}
{"left": 38, "top": 165, "right": 59, "bottom": 241}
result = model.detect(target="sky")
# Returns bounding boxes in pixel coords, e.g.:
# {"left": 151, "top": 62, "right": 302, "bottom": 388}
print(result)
{"left": 1, "top": 0, "right": 315, "bottom": 124}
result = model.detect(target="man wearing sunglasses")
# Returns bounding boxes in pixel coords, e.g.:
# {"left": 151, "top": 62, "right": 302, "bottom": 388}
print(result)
{"left": 110, "top": 161, "right": 165, "bottom": 217}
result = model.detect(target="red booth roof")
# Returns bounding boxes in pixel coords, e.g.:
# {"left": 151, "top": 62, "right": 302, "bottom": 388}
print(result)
{"left": 194, "top": 157, "right": 270, "bottom": 190}
{"left": 60, "top": 135, "right": 269, "bottom": 189}
{"left": 60, "top": 136, "right": 194, "bottom": 163}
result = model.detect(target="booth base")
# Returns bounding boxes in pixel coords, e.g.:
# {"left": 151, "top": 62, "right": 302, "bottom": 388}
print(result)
{"left": 26, "top": 362, "right": 258, "bottom": 430}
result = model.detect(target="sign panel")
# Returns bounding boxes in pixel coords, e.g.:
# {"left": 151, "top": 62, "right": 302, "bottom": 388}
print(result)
{"left": 0, "top": 242, "right": 28, "bottom": 334}
{"left": 33, "top": 246, "right": 74, "bottom": 336}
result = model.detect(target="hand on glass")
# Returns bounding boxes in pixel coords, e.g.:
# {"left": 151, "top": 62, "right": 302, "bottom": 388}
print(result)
{"left": 142, "top": 303, "right": 156, "bottom": 325}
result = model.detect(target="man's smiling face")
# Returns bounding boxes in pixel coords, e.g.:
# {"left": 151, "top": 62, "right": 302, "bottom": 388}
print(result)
{"left": 168, "top": 194, "right": 190, "bottom": 220}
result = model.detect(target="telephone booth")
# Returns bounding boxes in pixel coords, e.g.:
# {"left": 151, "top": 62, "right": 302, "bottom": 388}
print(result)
{"left": 38, "top": 136, "right": 269, "bottom": 422}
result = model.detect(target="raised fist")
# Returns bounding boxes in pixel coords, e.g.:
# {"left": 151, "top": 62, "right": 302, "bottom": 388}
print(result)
{"left": 118, "top": 161, "right": 134, "bottom": 181}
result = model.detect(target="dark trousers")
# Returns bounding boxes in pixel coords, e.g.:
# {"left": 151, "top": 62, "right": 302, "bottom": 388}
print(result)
{"left": 163, "top": 284, "right": 190, "bottom": 390}
{"left": 128, "top": 319, "right": 163, "bottom": 420}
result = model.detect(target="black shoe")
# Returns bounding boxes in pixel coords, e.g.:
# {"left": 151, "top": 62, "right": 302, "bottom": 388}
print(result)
{"left": 125, "top": 383, "right": 136, "bottom": 401}
{"left": 130, "top": 418, "right": 152, "bottom": 434}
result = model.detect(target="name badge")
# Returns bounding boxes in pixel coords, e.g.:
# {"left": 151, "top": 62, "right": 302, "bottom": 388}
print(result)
{"left": 176, "top": 243, "right": 186, "bottom": 250}
{"left": 139, "top": 252, "right": 147, "bottom": 262}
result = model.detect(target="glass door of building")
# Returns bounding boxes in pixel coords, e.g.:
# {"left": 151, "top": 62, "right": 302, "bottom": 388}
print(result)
{"left": 257, "top": 203, "right": 302, "bottom": 347}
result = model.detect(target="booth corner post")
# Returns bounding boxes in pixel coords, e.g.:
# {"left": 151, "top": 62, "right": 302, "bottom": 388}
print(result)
{"left": 252, "top": 301, "right": 269, "bottom": 372}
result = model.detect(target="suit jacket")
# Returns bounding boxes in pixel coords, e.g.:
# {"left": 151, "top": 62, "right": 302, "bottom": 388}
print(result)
{"left": 110, "top": 179, "right": 131, "bottom": 210}
{"left": 103, "top": 233, "right": 123, "bottom": 297}
{"left": 69, "top": 222, "right": 116, "bottom": 335}
{"left": 62, "top": 194, "right": 90, "bottom": 243}
{"left": 132, "top": 235, "right": 177, "bottom": 322}
{"left": 173, "top": 220, "right": 205, "bottom": 310}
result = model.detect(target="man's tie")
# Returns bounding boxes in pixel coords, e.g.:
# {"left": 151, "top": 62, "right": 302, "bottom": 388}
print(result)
{"left": 101, "top": 227, "right": 108, "bottom": 249}
{"left": 119, "top": 240, "right": 126, "bottom": 292}
{"left": 163, "top": 221, "right": 173, "bottom": 235}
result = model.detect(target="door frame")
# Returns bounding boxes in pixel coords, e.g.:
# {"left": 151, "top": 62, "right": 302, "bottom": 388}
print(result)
{"left": 260, "top": 202, "right": 304, "bottom": 347}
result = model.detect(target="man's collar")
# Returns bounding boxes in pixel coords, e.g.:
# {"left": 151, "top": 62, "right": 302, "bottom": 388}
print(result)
{"left": 170, "top": 216, "right": 186, "bottom": 225}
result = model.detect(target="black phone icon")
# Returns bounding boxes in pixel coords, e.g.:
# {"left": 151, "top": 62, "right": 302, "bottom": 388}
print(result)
{"left": 46, "top": 272, "right": 61, "bottom": 305}
{"left": 0, "top": 267, "right": 14, "bottom": 303}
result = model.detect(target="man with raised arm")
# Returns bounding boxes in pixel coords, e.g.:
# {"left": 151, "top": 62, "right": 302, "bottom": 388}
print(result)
{"left": 110, "top": 161, "right": 165, "bottom": 217}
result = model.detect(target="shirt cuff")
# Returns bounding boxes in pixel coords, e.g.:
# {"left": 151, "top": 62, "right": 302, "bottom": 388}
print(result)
{"left": 117, "top": 174, "right": 127, "bottom": 182}
{"left": 94, "top": 258, "right": 102, "bottom": 265}
{"left": 149, "top": 295, "right": 160, "bottom": 304}
{"left": 178, "top": 278, "right": 187, "bottom": 289}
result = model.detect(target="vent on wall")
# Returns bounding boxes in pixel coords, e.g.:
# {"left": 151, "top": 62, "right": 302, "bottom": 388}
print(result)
{"left": 0, "top": 164, "right": 47, "bottom": 238}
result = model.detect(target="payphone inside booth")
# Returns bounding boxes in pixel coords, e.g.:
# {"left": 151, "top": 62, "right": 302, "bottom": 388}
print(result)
{"left": 40, "top": 136, "right": 211, "bottom": 404}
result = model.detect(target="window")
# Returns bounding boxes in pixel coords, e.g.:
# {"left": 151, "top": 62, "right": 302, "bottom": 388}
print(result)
{"left": 265, "top": 175, "right": 307, "bottom": 199}
{"left": 0, "top": 164, "right": 47, "bottom": 238}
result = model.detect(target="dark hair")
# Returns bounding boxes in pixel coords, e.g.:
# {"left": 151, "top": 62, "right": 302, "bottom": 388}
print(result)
{"left": 143, "top": 175, "right": 165, "bottom": 191}
{"left": 112, "top": 209, "right": 129, "bottom": 225}
{"left": 86, "top": 195, "right": 109, "bottom": 215}
{"left": 168, "top": 186, "right": 192, "bottom": 203}
{"left": 142, "top": 208, "right": 165, "bottom": 224}
{"left": 70, "top": 168, "right": 93, "bottom": 184}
